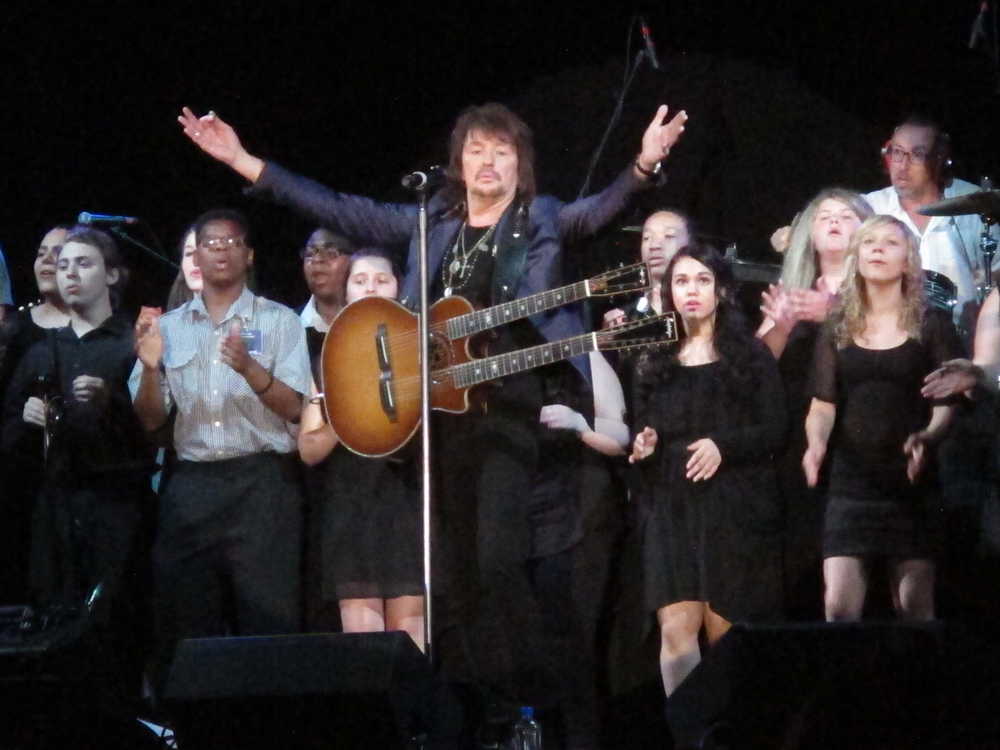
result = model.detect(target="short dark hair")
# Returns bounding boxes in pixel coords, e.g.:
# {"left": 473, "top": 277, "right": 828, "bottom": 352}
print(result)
{"left": 890, "top": 114, "right": 953, "bottom": 187}
{"left": 194, "top": 208, "right": 253, "bottom": 247}
{"left": 61, "top": 226, "right": 129, "bottom": 308}
{"left": 443, "top": 102, "right": 536, "bottom": 208}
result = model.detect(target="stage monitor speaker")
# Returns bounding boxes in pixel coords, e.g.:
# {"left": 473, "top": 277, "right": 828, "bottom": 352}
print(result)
{"left": 665, "top": 621, "right": 948, "bottom": 750}
{"left": 163, "top": 631, "right": 432, "bottom": 749}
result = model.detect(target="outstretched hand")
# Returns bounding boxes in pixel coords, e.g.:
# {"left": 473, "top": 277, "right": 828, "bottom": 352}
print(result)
{"left": 178, "top": 107, "right": 243, "bottom": 164}
{"left": 921, "top": 359, "right": 981, "bottom": 399}
{"left": 637, "top": 105, "right": 688, "bottom": 171}
{"left": 177, "top": 107, "right": 264, "bottom": 182}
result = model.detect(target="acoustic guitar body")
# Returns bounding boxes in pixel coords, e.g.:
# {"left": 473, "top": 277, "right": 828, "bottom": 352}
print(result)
{"left": 320, "top": 295, "right": 475, "bottom": 457}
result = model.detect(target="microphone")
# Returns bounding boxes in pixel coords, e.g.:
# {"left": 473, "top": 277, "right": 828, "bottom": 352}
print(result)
{"left": 401, "top": 165, "right": 444, "bottom": 191}
{"left": 638, "top": 16, "right": 662, "bottom": 71}
{"left": 77, "top": 211, "right": 139, "bottom": 225}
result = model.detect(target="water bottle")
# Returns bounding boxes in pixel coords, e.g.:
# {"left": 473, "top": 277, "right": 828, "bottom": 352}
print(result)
{"left": 511, "top": 706, "right": 542, "bottom": 750}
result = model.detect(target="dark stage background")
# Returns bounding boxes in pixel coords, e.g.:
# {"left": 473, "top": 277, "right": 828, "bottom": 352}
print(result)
{"left": 3, "top": 1, "right": 999, "bottom": 313}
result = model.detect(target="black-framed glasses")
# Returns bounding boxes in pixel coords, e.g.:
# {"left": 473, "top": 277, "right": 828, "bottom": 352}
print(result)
{"left": 886, "top": 145, "right": 930, "bottom": 165}
{"left": 199, "top": 236, "right": 247, "bottom": 250}
{"left": 300, "top": 242, "right": 343, "bottom": 263}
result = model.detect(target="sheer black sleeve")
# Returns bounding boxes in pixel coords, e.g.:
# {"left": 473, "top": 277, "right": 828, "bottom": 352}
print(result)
{"left": 809, "top": 322, "right": 838, "bottom": 405}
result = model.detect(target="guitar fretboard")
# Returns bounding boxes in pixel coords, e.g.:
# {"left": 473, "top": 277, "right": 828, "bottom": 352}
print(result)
{"left": 449, "top": 333, "right": 596, "bottom": 388}
{"left": 444, "top": 281, "right": 589, "bottom": 339}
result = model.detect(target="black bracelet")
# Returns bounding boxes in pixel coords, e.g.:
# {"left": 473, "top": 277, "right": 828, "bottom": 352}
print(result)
{"left": 634, "top": 159, "right": 662, "bottom": 179}
{"left": 253, "top": 371, "right": 275, "bottom": 396}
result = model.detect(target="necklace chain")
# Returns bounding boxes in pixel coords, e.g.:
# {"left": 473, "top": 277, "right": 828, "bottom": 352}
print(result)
{"left": 442, "top": 221, "right": 497, "bottom": 295}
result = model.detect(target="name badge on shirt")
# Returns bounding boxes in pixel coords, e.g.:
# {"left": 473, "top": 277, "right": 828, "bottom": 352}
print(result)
{"left": 240, "top": 328, "right": 263, "bottom": 354}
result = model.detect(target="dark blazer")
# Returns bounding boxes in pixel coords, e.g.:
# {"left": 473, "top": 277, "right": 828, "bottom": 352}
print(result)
{"left": 249, "top": 162, "right": 648, "bottom": 383}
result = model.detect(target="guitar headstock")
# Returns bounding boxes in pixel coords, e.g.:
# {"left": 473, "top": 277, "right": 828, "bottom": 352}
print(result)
{"left": 595, "top": 311, "right": 678, "bottom": 353}
{"left": 586, "top": 261, "right": 651, "bottom": 296}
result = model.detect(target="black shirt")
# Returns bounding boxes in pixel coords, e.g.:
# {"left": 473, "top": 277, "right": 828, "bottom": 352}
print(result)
{"left": 2, "top": 314, "right": 154, "bottom": 480}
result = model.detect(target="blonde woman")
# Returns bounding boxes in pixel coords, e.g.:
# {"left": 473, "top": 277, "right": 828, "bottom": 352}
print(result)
{"left": 803, "top": 215, "right": 963, "bottom": 621}
{"left": 759, "top": 188, "right": 874, "bottom": 359}
{"left": 758, "top": 189, "right": 873, "bottom": 619}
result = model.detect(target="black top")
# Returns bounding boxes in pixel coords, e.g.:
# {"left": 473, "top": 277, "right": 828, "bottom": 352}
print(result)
{"left": 2, "top": 314, "right": 154, "bottom": 481}
{"left": 0, "top": 307, "right": 48, "bottom": 464}
{"left": 432, "top": 223, "right": 496, "bottom": 308}
{"left": 811, "top": 310, "right": 963, "bottom": 501}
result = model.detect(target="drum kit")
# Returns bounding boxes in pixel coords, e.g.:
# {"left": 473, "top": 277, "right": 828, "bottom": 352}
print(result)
{"left": 919, "top": 187, "right": 1000, "bottom": 306}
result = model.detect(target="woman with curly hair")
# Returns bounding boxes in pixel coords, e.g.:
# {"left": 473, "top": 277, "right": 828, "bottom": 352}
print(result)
{"left": 803, "top": 215, "right": 963, "bottom": 622}
{"left": 630, "top": 242, "right": 787, "bottom": 697}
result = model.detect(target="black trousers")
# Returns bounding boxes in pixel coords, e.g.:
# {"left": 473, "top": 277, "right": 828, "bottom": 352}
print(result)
{"left": 153, "top": 453, "right": 303, "bottom": 659}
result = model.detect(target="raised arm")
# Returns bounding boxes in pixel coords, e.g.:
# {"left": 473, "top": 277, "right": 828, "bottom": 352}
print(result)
{"left": 178, "top": 107, "right": 415, "bottom": 249}
{"left": 178, "top": 107, "right": 265, "bottom": 183}
{"left": 559, "top": 105, "right": 687, "bottom": 241}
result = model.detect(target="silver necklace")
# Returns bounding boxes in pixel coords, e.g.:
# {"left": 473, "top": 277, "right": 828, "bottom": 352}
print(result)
{"left": 443, "top": 221, "right": 497, "bottom": 295}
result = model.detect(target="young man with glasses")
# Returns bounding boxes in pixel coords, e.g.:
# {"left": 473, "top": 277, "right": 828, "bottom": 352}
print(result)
{"left": 297, "top": 227, "right": 352, "bottom": 360}
{"left": 130, "top": 209, "right": 310, "bottom": 681}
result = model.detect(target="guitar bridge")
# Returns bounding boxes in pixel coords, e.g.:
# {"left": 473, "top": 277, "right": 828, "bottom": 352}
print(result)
{"left": 375, "top": 324, "right": 398, "bottom": 423}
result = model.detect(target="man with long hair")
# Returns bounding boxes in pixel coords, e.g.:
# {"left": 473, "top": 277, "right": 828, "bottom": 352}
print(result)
{"left": 176, "top": 101, "right": 687, "bottom": 739}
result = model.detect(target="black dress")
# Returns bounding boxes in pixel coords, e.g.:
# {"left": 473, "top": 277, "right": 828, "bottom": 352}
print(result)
{"left": 317, "top": 446, "right": 423, "bottom": 602}
{"left": 635, "top": 340, "right": 786, "bottom": 622}
{"left": 811, "top": 310, "right": 964, "bottom": 559}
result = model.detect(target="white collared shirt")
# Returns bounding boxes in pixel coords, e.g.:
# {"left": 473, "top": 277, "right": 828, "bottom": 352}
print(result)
{"left": 298, "top": 295, "right": 330, "bottom": 333}
{"left": 129, "top": 286, "right": 310, "bottom": 461}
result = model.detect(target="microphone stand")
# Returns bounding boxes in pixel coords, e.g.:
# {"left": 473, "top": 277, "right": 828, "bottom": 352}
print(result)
{"left": 576, "top": 46, "right": 654, "bottom": 199}
{"left": 108, "top": 226, "right": 179, "bottom": 271}
{"left": 414, "top": 183, "right": 435, "bottom": 661}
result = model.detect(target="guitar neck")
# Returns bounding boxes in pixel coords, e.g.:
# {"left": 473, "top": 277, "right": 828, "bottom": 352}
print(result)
{"left": 449, "top": 333, "right": 597, "bottom": 389}
{"left": 445, "top": 280, "right": 590, "bottom": 339}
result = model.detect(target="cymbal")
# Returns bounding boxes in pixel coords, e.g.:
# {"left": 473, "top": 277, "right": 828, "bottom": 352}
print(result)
{"left": 918, "top": 190, "right": 1000, "bottom": 218}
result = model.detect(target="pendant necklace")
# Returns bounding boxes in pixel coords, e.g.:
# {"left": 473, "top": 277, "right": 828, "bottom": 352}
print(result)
{"left": 443, "top": 221, "right": 497, "bottom": 295}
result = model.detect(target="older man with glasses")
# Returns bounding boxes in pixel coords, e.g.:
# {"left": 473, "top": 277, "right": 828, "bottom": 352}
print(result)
{"left": 864, "top": 115, "right": 992, "bottom": 328}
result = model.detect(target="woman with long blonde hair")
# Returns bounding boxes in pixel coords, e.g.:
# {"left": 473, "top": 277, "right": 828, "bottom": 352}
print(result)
{"left": 758, "top": 189, "right": 873, "bottom": 619}
{"left": 803, "top": 215, "right": 963, "bottom": 621}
